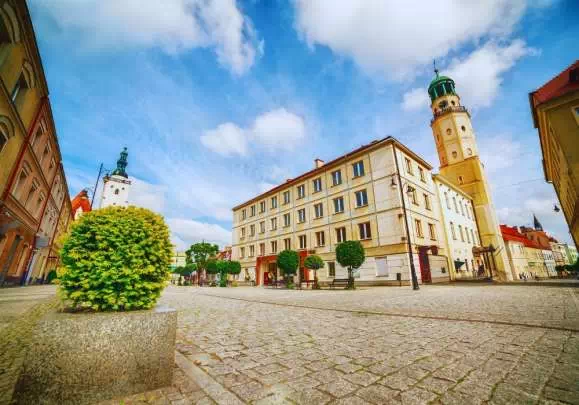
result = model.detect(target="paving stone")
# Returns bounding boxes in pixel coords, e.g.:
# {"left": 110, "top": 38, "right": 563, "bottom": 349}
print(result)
{"left": 343, "top": 370, "right": 381, "bottom": 387}
{"left": 379, "top": 372, "right": 418, "bottom": 391}
{"left": 356, "top": 384, "right": 400, "bottom": 404}
{"left": 400, "top": 387, "right": 438, "bottom": 405}
{"left": 318, "top": 378, "right": 359, "bottom": 398}
{"left": 286, "top": 388, "right": 333, "bottom": 405}
{"left": 335, "top": 362, "right": 363, "bottom": 374}
{"left": 417, "top": 377, "right": 455, "bottom": 394}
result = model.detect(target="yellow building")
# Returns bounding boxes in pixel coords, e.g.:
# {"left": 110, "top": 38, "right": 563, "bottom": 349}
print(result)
{"left": 529, "top": 60, "right": 579, "bottom": 247}
{"left": 232, "top": 137, "right": 451, "bottom": 287}
{"left": 428, "top": 69, "right": 513, "bottom": 281}
{"left": 0, "top": 1, "right": 72, "bottom": 286}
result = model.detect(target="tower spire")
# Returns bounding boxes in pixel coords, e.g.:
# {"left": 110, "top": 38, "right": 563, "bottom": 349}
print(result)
{"left": 111, "top": 147, "right": 128, "bottom": 178}
{"left": 533, "top": 213, "right": 543, "bottom": 231}
{"left": 433, "top": 59, "right": 439, "bottom": 77}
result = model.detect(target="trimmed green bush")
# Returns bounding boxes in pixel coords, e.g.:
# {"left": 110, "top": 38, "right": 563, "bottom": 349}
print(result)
{"left": 58, "top": 206, "right": 172, "bottom": 311}
{"left": 46, "top": 270, "right": 58, "bottom": 284}
{"left": 304, "top": 255, "right": 324, "bottom": 289}
{"left": 277, "top": 250, "right": 299, "bottom": 285}
{"left": 336, "top": 241, "right": 365, "bottom": 289}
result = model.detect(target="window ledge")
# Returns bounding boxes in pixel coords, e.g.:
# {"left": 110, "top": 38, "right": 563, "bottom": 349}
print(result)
{"left": 355, "top": 204, "right": 368, "bottom": 209}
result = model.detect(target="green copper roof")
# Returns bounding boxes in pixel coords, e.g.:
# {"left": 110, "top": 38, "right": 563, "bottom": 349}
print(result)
{"left": 428, "top": 74, "right": 453, "bottom": 89}
{"left": 111, "top": 147, "right": 129, "bottom": 178}
{"left": 428, "top": 70, "right": 457, "bottom": 102}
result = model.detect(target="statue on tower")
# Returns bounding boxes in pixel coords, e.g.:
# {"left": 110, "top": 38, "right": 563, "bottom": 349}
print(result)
{"left": 111, "top": 147, "right": 128, "bottom": 178}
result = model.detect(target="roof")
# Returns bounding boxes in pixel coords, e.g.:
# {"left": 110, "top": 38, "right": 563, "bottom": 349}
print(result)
{"left": 232, "top": 136, "right": 433, "bottom": 211}
{"left": 500, "top": 224, "right": 543, "bottom": 249}
{"left": 428, "top": 75, "right": 453, "bottom": 90}
{"left": 71, "top": 189, "right": 91, "bottom": 215}
{"left": 529, "top": 60, "right": 579, "bottom": 127}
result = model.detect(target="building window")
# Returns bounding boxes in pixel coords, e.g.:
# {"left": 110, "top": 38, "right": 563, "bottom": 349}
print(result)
{"left": 313, "top": 178, "right": 322, "bottom": 193}
{"left": 297, "top": 184, "right": 305, "bottom": 199}
{"left": 466, "top": 148, "right": 473, "bottom": 156}
{"left": 114, "top": 189, "right": 119, "bottom": 195}
{"left": 471, "top": 229, "right": 476, "bottom": 245}
{"left": 458, "top": 225, "right": 464, "bottom": 242}
{"left": 460, "top": 201, "right": 465, "bottom": 216}
{"left": 283, "top": 213, "right": 291, "bottom": 227}
{"left": 259, "top": 243, "right": 265, "bottom": 256}
{"left": 333, "top": 196, "right": 344, "bottom": 213}
{"left": 24, "top": 180, "right": 38, "bottom": 208}
{"left": 259, "top": 201, "right": 266, "bottom": 213}
{"left": 271, "top": 240, "right": 277, "bottom": 254}
{"left": 316, "top": 231, "right": 325, "bottom": 247}
{"left": 405, "top": 158, "right": 413, "bottom": 175}
{"left": 444, "top": 192, "right": 450, "bottom": 209}
{"left": 453, "top": 197, "right": 458, "bottom": 213}
{"left": 336, "top": 227, "right": 347, "bottom": 243}
{"left": 461, "top": 125, "right": 466, "bottom": 132}
{"left": 283, "top": 190, "right": 291, "bottom": 204}
{"left": 13, "top": 164, "right": 30, "bottom": 200}
{"left": 466, "top": 227, "right": 471, "bottom": 243}
{"left": 359, "top": 222, "right": 371, "bottom": 240}
{"left": 36, "top": 192, "right": 45, "bottom": 216}
{"left": 352, "top": 160, "right": 365, "bottom": 177}
{"left": 419, "top": 167, "right": 425, "bottom": 182}
{"left": 451, "top": 151, "right": 458, "bottom": 159}
{"left": 271, "top": 196, "right": 277, "bottom": 209}
{"left": 355, "top": 189, "right": 368, "bottom": 207}
{"left": 241, "top": 227, "right": 246, "bottom": 238}
{"left": 415, "top": 219, "right": 423, "bottom": 238}
{"left": 298, "top": 208, "right": 306, "bottom": 223}
{"left": 259, "top": 221, "right": 265, "bottom": 233}
{"left": 250, "top": 205, "right": 256, "bottom": 216}
{"left": 331, "top": 170, "right": 342, "bottom": 186}
{"left": 284, "top": 238, "right": 291, "bottom": 250}
{"left": 458, "top": 176, "right": 464, "bottom": 185}
{"left": 271, "top": 217, "right": 277, "bottom": 230}
{"left": 30, "top": 128, "right": 42, "bottom": 148}
{"left": 328, "top": 262, "right": 336, "bottom": 277}
{"left": 428, "top": 223, "right": 436, "bottom": 240}
{"left": 49, "top": 158, "right": 56, "bottom": 171}
{"left": 241, "top": 209, "right": 246, "bottom": 220}
{"left": 249, "top": 245, "right": 255, "bottom": 257}
{"left": 411, "top": 189, "right": 418, "bottom": 205}
{"left": 10, "top": 73, "right": 27, "bottom": 104}
{"left": 314, "top": 203, "right": 323, "bottom": 218}
{"left": 424, "top": 194, "right": 431, "bottom": 210}
{"left": 250, "top": 224, "right": 255, "bottom": 236}
{"left": 299, "top": 235, "right": 307, "bottom": 249}
{"left": 240, "top": 247, "right": 245, "bottom": 258}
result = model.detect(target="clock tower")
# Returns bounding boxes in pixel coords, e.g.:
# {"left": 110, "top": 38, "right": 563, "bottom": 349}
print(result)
{"left": 428, "top": 69, "right": 513, "bottom": 281}
{"left": 100, "top": 147, "right": 131, "bottom": 209}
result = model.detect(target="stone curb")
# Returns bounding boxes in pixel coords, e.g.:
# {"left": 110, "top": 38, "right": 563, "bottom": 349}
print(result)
{"left": 197, "top": 292, "right": 579, "bottom": 333}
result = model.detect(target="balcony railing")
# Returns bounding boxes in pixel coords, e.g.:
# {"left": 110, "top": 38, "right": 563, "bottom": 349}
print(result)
{"left": 431, "top": 105, "right": 469, "bottom": 123}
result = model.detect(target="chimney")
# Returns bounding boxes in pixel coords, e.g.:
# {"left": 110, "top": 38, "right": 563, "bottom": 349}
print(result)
{"left": 314, "top": 158, "right": 324, "bottom": 169}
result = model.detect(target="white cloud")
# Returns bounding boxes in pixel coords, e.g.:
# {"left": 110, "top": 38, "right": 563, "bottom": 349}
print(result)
{"left": 31, "top": 0, "right": 261, "bottom": 75}
{"left": 129, "top": 178, "right": 167, "bottom": 213}
{"left": 200, "top": 123, "right": 248, "bottom": 156}
{"left": 402, "top": 88, "right": 429, "bottom": 111}
{"left": 402, "top": 40, "right": 535, "bottom": 111}
{"left": 167, "top": 218, "right": 232, "bottom": 248}
{"left": 478, "top": 134, "right": 523, "bottom": 174}
{"left": 443, "top": 40, "right": 535, "bottom": 108}
{"left": 257, "top": 182, "right": 276, "bottom": 193}
{"left": 292, "top": 0, "right": 544, "bottom": 79}
{"left": 201, "top": 108, "right": 306, "bottom": 156}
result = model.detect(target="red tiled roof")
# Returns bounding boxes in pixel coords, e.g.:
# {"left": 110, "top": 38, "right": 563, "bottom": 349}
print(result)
{"left": 500, "top": 224, "right": 543, "bottom": 250}
{"left": 71, "top": 189, "right": 91, "bottom": 215}
{"left": 530, "top": 60, "right": 579, "bottom": 106}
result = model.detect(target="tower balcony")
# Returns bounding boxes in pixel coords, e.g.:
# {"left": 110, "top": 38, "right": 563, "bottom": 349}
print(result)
{"left": 431, "top": 105, "right": 469, "bottom": 124}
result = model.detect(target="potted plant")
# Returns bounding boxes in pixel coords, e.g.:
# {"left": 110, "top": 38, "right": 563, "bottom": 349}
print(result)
{"left": 15, "top": 207, "right": 176, "bottom": 404}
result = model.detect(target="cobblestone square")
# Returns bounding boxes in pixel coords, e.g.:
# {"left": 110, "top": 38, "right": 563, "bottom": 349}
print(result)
{"left": 110, "top": 284, "right": 579, "bottom": 404}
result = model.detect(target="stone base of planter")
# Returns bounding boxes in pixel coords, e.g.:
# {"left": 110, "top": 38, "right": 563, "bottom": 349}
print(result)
{"left": 13, "top": 306, "right": 177, "bottom": 405}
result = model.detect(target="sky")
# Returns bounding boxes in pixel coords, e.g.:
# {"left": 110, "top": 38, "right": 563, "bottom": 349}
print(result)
{"left": 28, "top": 0, "right": 579, "bottom": 249}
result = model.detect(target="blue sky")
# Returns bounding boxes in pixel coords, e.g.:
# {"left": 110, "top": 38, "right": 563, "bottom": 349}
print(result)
{"left": 29, "top": 0, "right": 578, "bottom": 248}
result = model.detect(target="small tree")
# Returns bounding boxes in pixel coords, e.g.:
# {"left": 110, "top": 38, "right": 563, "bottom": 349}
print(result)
{"left": 304, "top": 255, "right": 324, "bottom": 289}
{"left": 277, "top": 250, "right": 299, "bottom": 286}
{"left": 186, "top": 242, "right": 219, "bottom": 284}
{"left": 59, "top": 206, "right": 172, "bottom": 311}
{"left": 336, "top": 241, "right": 365, "bottom": 289}
{"left": 205, "top": 258, "right": 220, "bottom": 281}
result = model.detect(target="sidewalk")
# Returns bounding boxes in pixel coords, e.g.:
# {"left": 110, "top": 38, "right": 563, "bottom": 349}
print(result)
{"left": 0, "top": 285, "right": 57, "bottom": 404}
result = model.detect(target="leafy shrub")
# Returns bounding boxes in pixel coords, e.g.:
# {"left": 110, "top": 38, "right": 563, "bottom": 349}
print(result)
{"left": 46, "top": 270, "right": 58, "bottom": 284}
{"left": 336, "top": 241, "right": 365, "bottom": 289}
{"left": 304, "top": 255, "right": 324, "bottom": 289}
{"left": 58, "top": 206, "right": 172, "bottom": 311}
{"left": 277, "top": 250, "right": 299, "bottom": 285}
{"left": 219, "top": 278, "right": 227, "bottom": 287}
{"left": 232, "top": 281, "right": 238, "bottom": 287}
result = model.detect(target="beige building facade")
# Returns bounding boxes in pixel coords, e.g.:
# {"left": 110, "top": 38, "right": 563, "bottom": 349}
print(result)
{"left": 232, "top": 138, "right": 451, "bottom": 286}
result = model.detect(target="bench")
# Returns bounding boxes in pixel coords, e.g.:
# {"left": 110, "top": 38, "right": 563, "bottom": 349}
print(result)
{"left": 268, "top": 280, "right": 286, "bottom": 288}
{"left": 330, "top": 278, "right": 350, "bottom": 289}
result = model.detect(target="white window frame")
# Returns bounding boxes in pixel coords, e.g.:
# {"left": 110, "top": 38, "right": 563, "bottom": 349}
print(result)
{"left": 333, "top": 197, "right": 344, "bottom": 213}
{"left": 353, "top": 160, "right": 365, "bottom": 177}
{"left": 355, "top": 189, "right": 368, "bottom": 207}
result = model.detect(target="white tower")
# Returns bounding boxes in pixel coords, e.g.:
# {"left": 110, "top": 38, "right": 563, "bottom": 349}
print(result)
{"left": 100, "top": 147, "right": 131, "bottom": 208}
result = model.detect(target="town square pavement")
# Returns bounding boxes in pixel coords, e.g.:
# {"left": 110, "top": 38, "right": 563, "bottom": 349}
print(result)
{"left": 109, "top": 284, "right": 579, "bottom": 405}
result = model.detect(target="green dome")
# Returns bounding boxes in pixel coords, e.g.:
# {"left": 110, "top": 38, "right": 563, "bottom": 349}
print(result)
{"left": 428, "top": 71, "right": 456, "bottom": 102}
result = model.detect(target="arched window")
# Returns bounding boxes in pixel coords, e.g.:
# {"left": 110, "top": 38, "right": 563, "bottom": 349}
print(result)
{"left": 0, "top": 114, "right": 14, "bottom": 153}
{"left": 114, "top": 189, "right": 119, "bottom": 195}
{"left": 0, "top": 2, "right": 20, "bottom": 67}
{"left": 12, "top": 161, "right": 31, "bottom": 199}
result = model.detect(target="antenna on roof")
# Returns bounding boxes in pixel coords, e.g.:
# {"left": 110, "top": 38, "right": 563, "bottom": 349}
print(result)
{"left": 433, "top": 59, "right": 439, "bottom": 77}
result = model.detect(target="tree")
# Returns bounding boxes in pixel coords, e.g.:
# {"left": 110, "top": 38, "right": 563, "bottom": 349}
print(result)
{"left": 59, "top": 206, "right": 172, "bottom": 311}
{"left": 304, "top": 255, "right": 324, "bottom": 289}
{"left": 186, "top": 242, "right": 219, "bottom": 284}
{"left": 276, "top": 250, "right": 299, "bottom": 286}
{"left": 336, "top": 241, "right": 365, "bottom": 289}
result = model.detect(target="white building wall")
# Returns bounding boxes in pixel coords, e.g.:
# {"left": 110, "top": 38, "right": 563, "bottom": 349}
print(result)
{"left": 505, "top": 240, "right": 527, "bottom": 280}
{"left": 434, "top": 177, "right": 481, "bottom": 279}
{"left": 542, "top": 250, "right": 557, "bottom": 277}
{"left": 100, "top": 175, "right": 131, "bottom": 208}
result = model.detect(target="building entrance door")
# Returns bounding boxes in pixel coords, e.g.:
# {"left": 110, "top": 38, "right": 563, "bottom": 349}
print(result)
{"left": 418, "top": 248, "right": 432, "bottom": 283}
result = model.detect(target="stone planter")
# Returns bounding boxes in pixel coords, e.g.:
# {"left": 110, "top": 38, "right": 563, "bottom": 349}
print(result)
{"left": 14, "top": 306, "right": 177, "bottom": 404}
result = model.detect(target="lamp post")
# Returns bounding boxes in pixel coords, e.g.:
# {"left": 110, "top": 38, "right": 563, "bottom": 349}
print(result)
{"left": 392, "top": 148, "right": 420, "bottom": 290}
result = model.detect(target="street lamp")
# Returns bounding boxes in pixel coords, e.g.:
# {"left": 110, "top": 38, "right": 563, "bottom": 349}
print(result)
{"left": 391, "top": 150, "right": 420, "bottom": 291}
